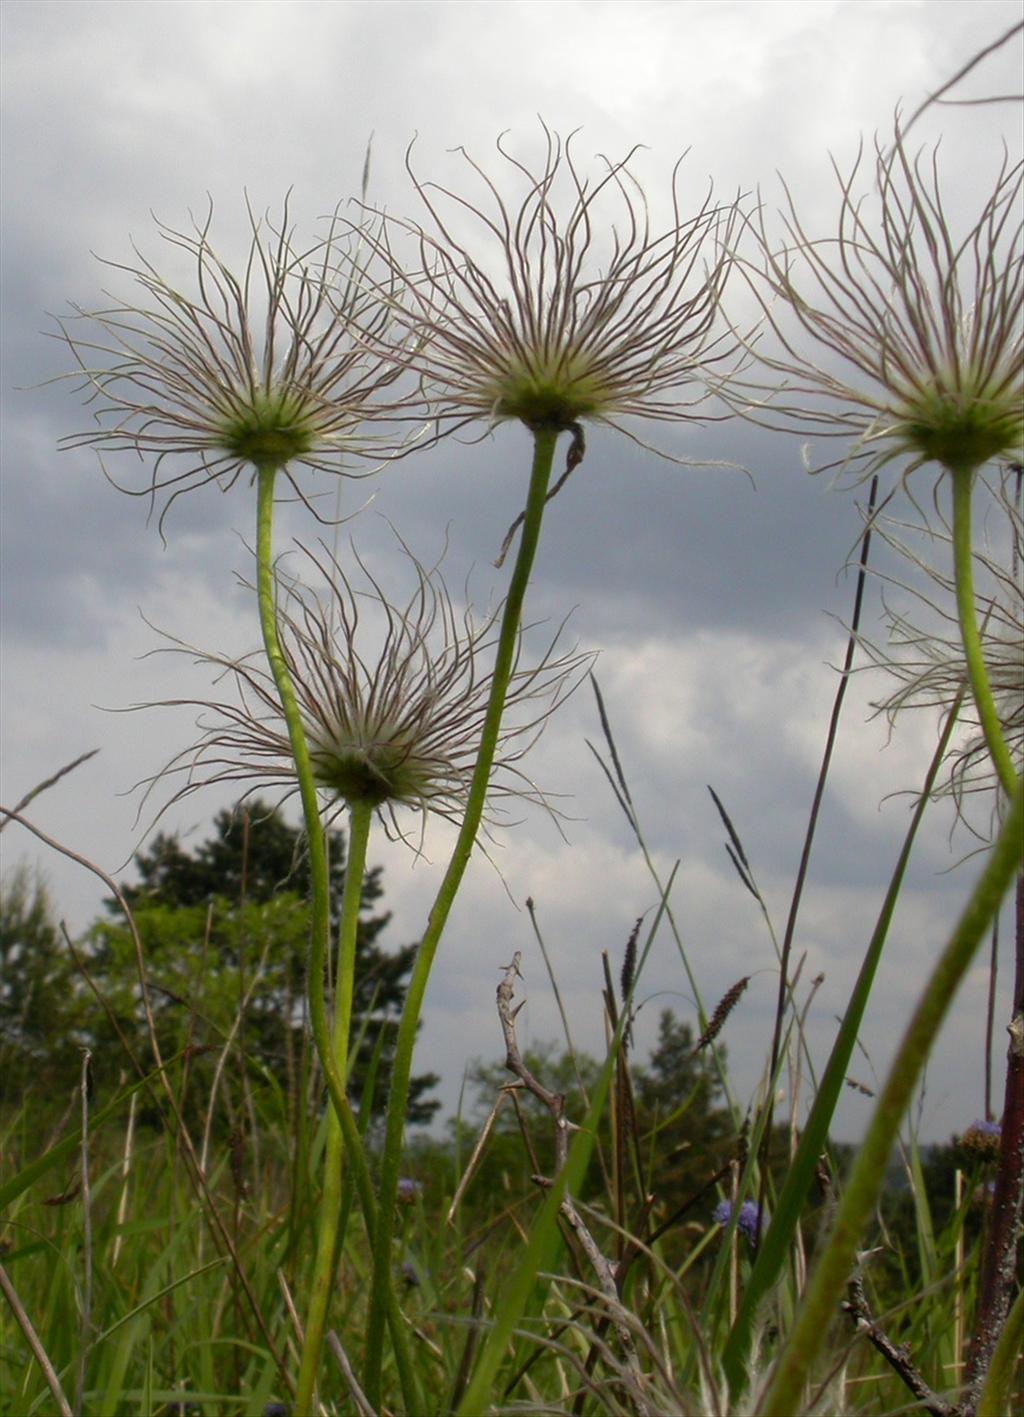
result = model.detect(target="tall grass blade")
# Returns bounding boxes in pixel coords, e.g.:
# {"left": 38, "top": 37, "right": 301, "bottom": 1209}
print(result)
{"left": 0, "top": 1055, "right": 190, "bottom": 1214}
{"left": 723, "top": 689, "right": 963, "bottom": 1398}
{"left": 761, "top": 779, "right": 1024, "bottom": 1417}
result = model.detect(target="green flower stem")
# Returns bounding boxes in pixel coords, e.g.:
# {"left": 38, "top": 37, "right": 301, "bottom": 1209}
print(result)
{"left": 363, "top": 425, "right": 560, "bottom": 1406}
{"left": 295, "top": 798, "right": 372, "bottom": 1415}
{"left": 255, "top": 470, "right": 334, "bottom": 1107}
{"left": 950, "top": 464, "right": 1019, "bottom": 798}
{"left": 254, "top": 468, "right": 419, "bottom": 1413}
{"left": 760, "top": 780, "right": 1024, "bottom": 1417}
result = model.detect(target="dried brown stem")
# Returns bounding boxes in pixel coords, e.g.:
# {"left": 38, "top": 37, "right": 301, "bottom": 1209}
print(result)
{"left": 0, "top": 749, "right": 99, "bottom": 834}
{"left": 496, "top": 954, "right": 653, "bottom": 1417}
{"left": 843, "top": 1274, "right": 952, "bottom": 1417}
{"left": 0, "top": 1264, "right": 73, "bottom": 1417}
{"left": 326, "top": 1330, "right": 377, "bottom": 1417}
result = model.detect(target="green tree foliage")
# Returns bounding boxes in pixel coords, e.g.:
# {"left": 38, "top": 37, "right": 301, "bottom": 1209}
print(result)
{"left": 1, "top": 804, "right": 439, "bottom": 1130}
{"left": 875, "top": 1134, "right": 1005, "bottom": 1302}
{"left": 100, "top": 802, "right": 440, "bottom": 1127}
{"left": 0, "top": 865, "right": 81, "bottom": 1106}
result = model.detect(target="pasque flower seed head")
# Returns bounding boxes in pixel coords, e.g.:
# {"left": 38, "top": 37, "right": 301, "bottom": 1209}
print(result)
{"left": 348, "top": 124, "right": 743, "bottom": 454}
{"left": 57, "top": 198, "right": 412, "bottom": 527}
{"left": 722, "top": 128, "right": 1023, "bottom": 487}
{"left": 143, "top": 539, "right": 589, "bottom": 843}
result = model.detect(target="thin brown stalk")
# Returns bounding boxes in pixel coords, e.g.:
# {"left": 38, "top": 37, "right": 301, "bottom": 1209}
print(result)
{"left": 110, "top": 1083, "right": 137, "bottom": 1268}
{"left": 0, "top": 1264, "right": 73, "bottom": 1417}
{"left": 0, "top": 749, "right": 99, "bottom": 834}
{"left": 326, "top": 1331, "right": 377, "bottom": 1417}
{"left": 74, "top": 1048, "right": 93, "bottom": 1417}
{"left": 961, "top": 872, "right": 1024, "bottom": 1414}
{"left": 756, "top": 474, "right": 879, "bottom": 1245}
{"left": 985, "top": 915, "right": 1000, "bottom": 1118}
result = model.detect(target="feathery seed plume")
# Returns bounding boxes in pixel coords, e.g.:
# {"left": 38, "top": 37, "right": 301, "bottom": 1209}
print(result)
{"left": 57, "top": 199, "right": 412, "bottom": 527}
{"left": 722, "top": 128, "right": 1023, "bottom": 488}
{"left": 142, "top": 540, "right": 590, "bottom": 844}
{"left": 350, "top": 125, "right": 743, "bottom": 456}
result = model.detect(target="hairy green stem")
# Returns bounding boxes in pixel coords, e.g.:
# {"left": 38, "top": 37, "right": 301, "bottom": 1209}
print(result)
{"left": 950, "top": 465, "right": 1018, "bottom": 798}
{"left": 759, "top": 782, "right": 1024, "bottom": 1417}
{"left": 363, "top": 426, "right": 560, "bottom": 1405}
{"left": 975, "top": 1284, "right": 1024, "bottom": 1417}
{"left": 295, "top": 799, "right": 372, "bottom": 1414}
{"left": 255, "top": 469, "right": 419, "bottom": 1412}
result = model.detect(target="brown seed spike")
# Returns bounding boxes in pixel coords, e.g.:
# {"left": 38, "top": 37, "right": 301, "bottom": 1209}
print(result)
{"left": 620, "top": 916, "right": 643, "bottom": 1004}
{"left": 692, "top": 976, "right": 750, "bottom": 1054}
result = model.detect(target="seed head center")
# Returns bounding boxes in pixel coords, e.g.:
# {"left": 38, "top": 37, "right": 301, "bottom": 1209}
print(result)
{"left": 220, "top": 388, "right": 318, "bottom": 468}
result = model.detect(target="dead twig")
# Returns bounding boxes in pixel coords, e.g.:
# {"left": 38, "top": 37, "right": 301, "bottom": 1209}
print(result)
{"left": 74, "top": 1048, "right": 93, "bottom": 1417}
{"left": 843, "top": 1272, "right": 952, "bottom": 1417}
{"left": 326, "top": 1330, "right": 378, "bottom": 1417}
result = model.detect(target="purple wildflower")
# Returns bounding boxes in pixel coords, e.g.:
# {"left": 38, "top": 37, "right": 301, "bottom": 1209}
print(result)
{"left": 713, "top": 1198, "right": 763, "bottom": 1241}
{"left": 396, "top": 1177, "right": 420, "bottom": 1204}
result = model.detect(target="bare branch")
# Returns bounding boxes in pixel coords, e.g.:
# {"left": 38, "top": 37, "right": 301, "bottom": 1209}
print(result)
{"left": 843, "top": 1273, "right": 952, "bottom": 1417}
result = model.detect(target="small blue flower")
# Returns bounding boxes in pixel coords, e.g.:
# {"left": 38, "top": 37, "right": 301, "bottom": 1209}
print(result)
{"left": 971, "top": 1178, "right": 999, "bottom": 1209}
{"left": 397, "top": 1177, "right": 420, "bottom": 1204}
{"left": 714, "top": 1199, "right": 763, "bottom": 1241}
{"left": 971, "top": 1118, "right": 1002, "bottom": 1136}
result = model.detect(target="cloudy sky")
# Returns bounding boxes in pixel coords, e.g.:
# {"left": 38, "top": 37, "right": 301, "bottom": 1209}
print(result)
{"left": 1, "top": 0, "right": 1021, "bottom": 1143}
